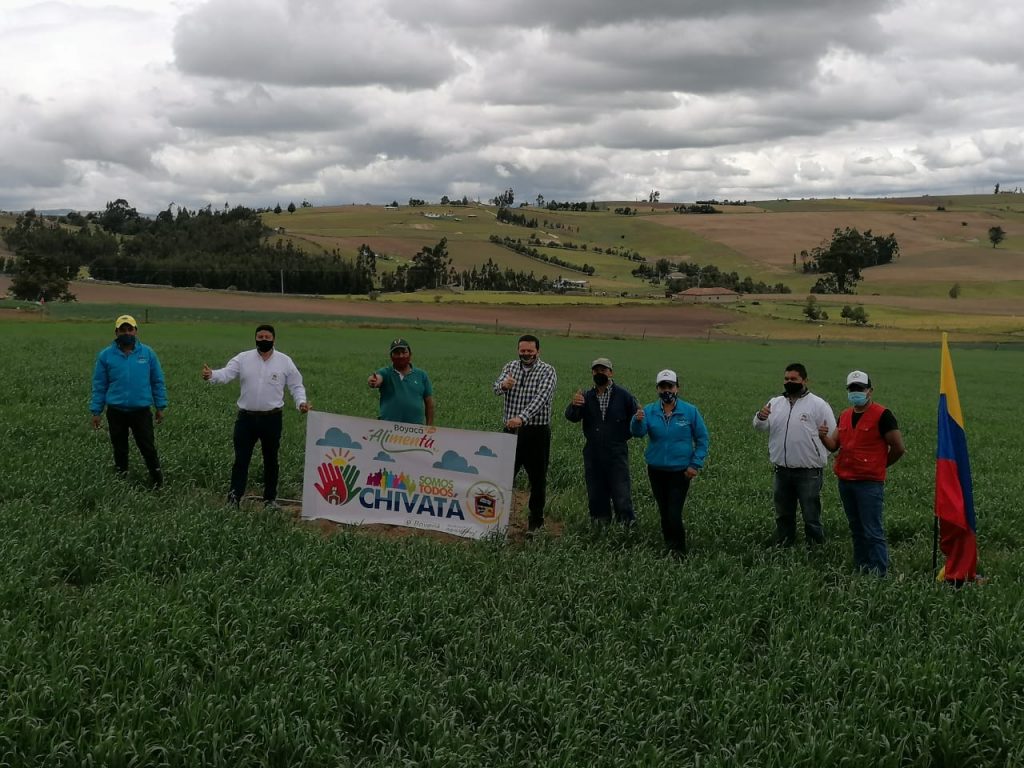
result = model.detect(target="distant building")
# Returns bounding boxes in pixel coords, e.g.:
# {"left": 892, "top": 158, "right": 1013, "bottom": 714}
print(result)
{"left": 673, "top": 287, "right": 740, "bottom": 303}
{"left": 553, "top": 278, "right": 588, "bottom": 290}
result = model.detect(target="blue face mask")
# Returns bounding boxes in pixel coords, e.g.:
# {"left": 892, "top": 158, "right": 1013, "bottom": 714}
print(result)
{"left": 115, "top": 334, "right": 136, "bottom": 350}
{"left": 847, "top": 391, "right": 869, "bottom": 406}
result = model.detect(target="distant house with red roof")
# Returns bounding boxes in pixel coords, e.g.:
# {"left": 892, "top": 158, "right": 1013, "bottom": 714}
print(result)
{"left": 673, "top": 287, "right": 740, "bottom": 303}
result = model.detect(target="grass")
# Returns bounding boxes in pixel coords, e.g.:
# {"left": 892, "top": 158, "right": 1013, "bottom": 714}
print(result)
{"left": 1, "top": 314, "right": 1022, "bottom": 765}
{"left": 729, "top": 300, "right": 1024, "bottom": 337}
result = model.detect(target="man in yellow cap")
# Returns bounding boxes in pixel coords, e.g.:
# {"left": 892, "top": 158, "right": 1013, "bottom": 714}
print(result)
{"left": 89, "top": 314, "right": 168, "bottom": 487}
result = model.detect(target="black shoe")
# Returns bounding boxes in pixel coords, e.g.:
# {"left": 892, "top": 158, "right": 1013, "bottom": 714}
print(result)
{"left": 149, "top": 470, "right": 163, "bottom": 489}
{"left": 226, "top": 492, "right": 240, "bottom": 507}
{"left": 527, "top": 519, "right": 543, "bottom": 533}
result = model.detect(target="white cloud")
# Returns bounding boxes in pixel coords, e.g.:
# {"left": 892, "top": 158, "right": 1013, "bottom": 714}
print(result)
{"left": 1, "top": 0, "right": 1023, "bottom": 211}
{"left": 172, "top": 0, "right": 461, "bottom": 89}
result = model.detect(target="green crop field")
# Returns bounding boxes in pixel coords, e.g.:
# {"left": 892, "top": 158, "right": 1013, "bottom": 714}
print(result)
{"left": 1, "top": 314, "right": 1022, "bottom": 766}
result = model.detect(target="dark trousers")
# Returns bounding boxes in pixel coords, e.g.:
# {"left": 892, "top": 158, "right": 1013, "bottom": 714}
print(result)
{"left": 583, "top": 444, "right": 634, "bottom": 523}
{"left": 230, "top": 411, "right": 283, "bottom": 502}
{"left": 647, "top": 467, "right": 691, "bottom": 553}
{"left": 773, "top": 466, "right": 825, "bottom": 546}
{"left": 106, "top": 407, "right": 161, "bottom": 483}
{"left": 508, "top": 424, "right": 550, "bottom": 528}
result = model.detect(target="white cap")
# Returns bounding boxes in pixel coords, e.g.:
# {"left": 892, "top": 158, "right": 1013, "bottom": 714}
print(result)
{"left": 846, "top": 370, "right": 871, "bottom": 387}
{"left": 656, "top": 369, "right": 678, "bottom": 385}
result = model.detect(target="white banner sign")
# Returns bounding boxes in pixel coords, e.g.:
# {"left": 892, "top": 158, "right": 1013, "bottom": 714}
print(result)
{"left": 302, "top": 411, "right": 517, "bottom": 539}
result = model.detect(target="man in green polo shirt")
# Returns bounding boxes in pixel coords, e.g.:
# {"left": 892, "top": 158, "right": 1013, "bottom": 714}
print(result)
{"left": 367, "top": 338, "right": 435, "bottom": 425}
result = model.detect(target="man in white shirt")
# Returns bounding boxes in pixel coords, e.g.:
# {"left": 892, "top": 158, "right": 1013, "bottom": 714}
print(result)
{"left": 753, "top": 362, "right": 836, "bottom": 547}
{"left": 202, "top": 324, "right": 311, "bottom": 506}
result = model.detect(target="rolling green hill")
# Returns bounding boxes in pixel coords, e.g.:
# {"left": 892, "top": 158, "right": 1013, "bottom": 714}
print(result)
{"left": 261, "top": 194, "right": 1024, "bottom": 301}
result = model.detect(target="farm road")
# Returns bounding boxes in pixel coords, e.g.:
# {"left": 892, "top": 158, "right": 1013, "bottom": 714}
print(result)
{"left": 0, "top": 278, "right": 734, "bottom": 339}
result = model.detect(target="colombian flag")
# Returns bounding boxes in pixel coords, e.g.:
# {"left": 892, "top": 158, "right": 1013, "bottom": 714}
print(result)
{"left": 935, "top": 333, "right": 977, "bottom": 582}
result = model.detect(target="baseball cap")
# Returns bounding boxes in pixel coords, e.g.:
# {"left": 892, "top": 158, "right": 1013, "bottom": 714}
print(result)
{"left": 114, "top": 314, "right": 137, "bottom": 330}
{"left": 656, "top": 369, "right": 678, "bottom": 385}
{"left": 591, "top": 357, "right": 613, "bottom": 370}
{"left": 389, "top": 338, "right": 410, "bottom": 352}
{"left": 846, "top": 370, "right": 871, "bottom": 388}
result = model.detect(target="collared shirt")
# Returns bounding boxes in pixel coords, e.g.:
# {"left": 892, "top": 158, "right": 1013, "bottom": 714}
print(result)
{"left": 493, "top": 359, "right": 557, "bottom": 425}
{"left": 375, "top": 365, "right": 433, "bottom": 424}
{"left": 208, "top": 349, "right": 307, "bottom": 411}
{"left": 596, "top": 382, "right": 613, "bottom": 419}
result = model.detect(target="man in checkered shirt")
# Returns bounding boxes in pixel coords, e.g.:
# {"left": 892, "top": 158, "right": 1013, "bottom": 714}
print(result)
{"left": 493, "top": 334, "right": 558, "bottom": 531}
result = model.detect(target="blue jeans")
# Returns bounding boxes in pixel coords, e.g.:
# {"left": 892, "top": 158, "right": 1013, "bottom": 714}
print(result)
{"left": 837, "top": 479, "right": 888, "bottom": 576}
{"left": 583, "top": 444, "right": 634, "bottom": 523}
{"left": 773, "top": 467, "right": 825, "bottom": 545}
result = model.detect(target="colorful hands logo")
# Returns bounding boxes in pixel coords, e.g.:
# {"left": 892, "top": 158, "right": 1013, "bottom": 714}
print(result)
{"left": 315, "top": 448, "right": 362, "bottom": 505}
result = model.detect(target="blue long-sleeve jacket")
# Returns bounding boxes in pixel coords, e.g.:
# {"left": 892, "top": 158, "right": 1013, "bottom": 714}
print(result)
{"left": 89, "top": 340, "right": 168, "bottom": 415}
{"left": 564, "top": 384, "right": 638, "bottom": 448}
{"left": 629, "top": 399, "right": 709, "bottom": 471}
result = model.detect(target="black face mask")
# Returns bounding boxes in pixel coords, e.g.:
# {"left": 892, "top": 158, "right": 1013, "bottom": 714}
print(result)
{"left": 256, "top": 339, "right": 274, "bottom": 353}
{"left": 115, "top": 334, "right": 136, "bottom": 350}
{"left": 519, "top": 354, "right": 537, "bottom": 366}
{"left": 658, "top": 391, "right": 677, "bottom": 404}
{"left": 593, "top": 373, "right": 610, "bottom": 386}
{"left": 783, "top": 381, "right": 804, "bottom": 396}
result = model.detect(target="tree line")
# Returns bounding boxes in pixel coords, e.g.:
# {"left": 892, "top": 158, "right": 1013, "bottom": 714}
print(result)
{"left": 488, "top": 235, "right": 595, "bottom": 275}
{"left": 631, "top": 258, "right": 791, "bottom": 295}
{"left": 1, "top": 201, "right": 372, "bottom": 300}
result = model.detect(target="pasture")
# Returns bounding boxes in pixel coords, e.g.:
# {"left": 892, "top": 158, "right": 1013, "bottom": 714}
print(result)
{"left": 1, "top": 313, "right": 1022, "bottom": 766}
{"left": 259, "top": 195, "right": 1024, "bottom": 306}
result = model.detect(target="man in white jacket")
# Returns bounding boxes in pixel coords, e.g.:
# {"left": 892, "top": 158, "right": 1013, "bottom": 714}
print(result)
{"left": 753, "top": 363, "right": 836, "bottom": 547}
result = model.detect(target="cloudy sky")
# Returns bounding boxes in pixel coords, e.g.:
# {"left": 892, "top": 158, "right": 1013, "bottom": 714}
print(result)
{"left": 3, "top": 0, "right": 1023, "bottom": 212}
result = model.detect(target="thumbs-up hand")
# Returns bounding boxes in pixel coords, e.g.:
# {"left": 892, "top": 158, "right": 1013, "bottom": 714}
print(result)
{"left": 571, "top": 389, "right": 585, "bottom": 406}
{"left": 368, "top": 373, "right": 383, "bottom": 388}
{"left": 500, "top": 375, "right": 516, "bottom": 391}
{"left": 757, "top": 402, "right": 771, "bottom": 421}
{"left": 635, "top": 406, "right": 645, "bottom": 422}
{"left": 202, "top": 363, "right": 212, "bottom": 381}
{"left": 818, "top": 422, "right": 830, "bottom": 439}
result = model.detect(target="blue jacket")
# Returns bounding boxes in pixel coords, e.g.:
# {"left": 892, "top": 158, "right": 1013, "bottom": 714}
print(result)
{"left": 90, "top": 340, "right": 168, "bottom": 415}
{"left": 564, "top": 383, "right": 638, "bottom": 448}
{"left": 629, "top": 399, "right": 709, "bottom": 471}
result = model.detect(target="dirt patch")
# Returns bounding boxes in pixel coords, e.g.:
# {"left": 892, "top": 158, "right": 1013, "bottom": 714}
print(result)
{"left": 0, "top": 277, "right": 734, "bottom": 339}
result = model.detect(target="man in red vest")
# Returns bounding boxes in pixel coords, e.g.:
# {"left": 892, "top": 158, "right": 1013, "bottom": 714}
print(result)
{"left": 819, "top": 370, "right": 905, "bottom": 576}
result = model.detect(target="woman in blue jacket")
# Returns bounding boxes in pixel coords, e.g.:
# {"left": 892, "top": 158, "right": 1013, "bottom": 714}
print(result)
{"left": 630, "top": 369, "right": 710, "bottom": 556}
